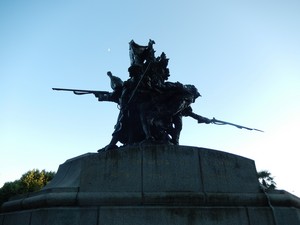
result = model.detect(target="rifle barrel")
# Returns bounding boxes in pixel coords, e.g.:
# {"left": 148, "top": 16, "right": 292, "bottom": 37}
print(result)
{"left": 52, "top": 88, "right": 110, "bottom": 95}
{"left": 211, "top": 118, "right": 264, "bottom": 132}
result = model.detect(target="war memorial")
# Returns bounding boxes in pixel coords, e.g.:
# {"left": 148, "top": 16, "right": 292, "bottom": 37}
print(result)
{"left": 1, "top": 40, "right": 299, "bottom": 225}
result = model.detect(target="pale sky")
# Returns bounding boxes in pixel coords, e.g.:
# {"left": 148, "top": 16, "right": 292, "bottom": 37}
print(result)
{"left": 1, "top": 0, "right": 299, "bottom": 196}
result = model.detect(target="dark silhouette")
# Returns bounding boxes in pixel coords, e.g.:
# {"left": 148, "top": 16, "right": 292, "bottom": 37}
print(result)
{"left": 94, "top": 40, "right": 210, "bottom": 150}
{"left": 53, "top": 39, "right": 263, "bottom": 151}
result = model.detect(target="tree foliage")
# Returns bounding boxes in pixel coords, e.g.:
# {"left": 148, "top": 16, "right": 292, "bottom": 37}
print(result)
{"left": 258, "top": 170, "right": 277, "bottom": 191}
{"left": 0, "top": 169, "right": 55, "bottom": 207}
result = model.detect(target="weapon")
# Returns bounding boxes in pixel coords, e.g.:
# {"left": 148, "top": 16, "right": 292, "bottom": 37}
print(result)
{"left": 210, "top": 117, "right": 264, "bottom": 132}
{"left": 52, "top": 88, "right": 109, "bottom": 96}
{"left": 188, "top": 112, "right": 263, "bottom": 132}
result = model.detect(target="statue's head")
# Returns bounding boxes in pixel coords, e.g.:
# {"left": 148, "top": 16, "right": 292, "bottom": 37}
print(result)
{"left": 184, "top": 84, "right": 201, "bottom": 102}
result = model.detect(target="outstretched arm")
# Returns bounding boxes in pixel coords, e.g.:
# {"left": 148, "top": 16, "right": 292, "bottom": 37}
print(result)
{"left": 182, "top": 108, "right": 211, "bottom": 124}
{"left": 95, "top": 92, "right": 119, "bottom": 103}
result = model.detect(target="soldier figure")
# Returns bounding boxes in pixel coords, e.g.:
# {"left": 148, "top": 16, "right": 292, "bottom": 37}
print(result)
{"left": 53, "top": 39, "right": 262, "bottom": 151}
{"left": 96, "top": 40, "right": 210, "bottom": 151}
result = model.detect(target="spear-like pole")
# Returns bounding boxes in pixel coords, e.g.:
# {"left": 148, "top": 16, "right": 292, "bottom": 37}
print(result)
{"left": 210, "top": 117, "right": 264, "bottom": 132}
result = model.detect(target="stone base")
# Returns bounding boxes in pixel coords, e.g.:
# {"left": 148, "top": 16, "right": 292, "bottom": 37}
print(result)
{"left": 2, "top": 206, "right": 300, "bottom": 225}
{"left": 1, "top": 145, "right": 300, "bottom": 225}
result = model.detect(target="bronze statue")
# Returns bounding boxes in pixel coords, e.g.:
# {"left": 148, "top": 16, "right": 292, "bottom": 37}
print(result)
{"left": 53, "top": 39, "right": 263, "bottom": 151}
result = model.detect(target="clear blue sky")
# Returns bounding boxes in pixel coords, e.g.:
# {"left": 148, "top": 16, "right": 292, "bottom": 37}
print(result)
{"left": 1, "top": 0, "right": 299, "bottom": 195}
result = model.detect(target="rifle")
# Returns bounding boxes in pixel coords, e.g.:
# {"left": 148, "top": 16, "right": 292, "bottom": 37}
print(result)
{"left": 52, "top": 88, "right": 109, "bottom": 96}
{"left": 210, "top": 117, "right": 264, "bottom": 132}
{"left": 189, "top": 113, "right": 263, "bottom": 132}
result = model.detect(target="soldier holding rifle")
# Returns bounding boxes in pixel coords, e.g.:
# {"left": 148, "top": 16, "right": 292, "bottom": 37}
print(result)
{"left": 53, "top": 40, "right": 262, "bottom": 151}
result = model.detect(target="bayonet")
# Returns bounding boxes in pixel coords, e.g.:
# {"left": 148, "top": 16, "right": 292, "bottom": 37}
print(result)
{"left": 210, "top": 117, "right": 264, "bottom": 132}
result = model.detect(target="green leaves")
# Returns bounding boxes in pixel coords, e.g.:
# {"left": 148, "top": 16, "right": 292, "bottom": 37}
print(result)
{"left": 258, "top": 170, "right": 277, "bottom": 191}
{"left": 0, "top": 169, "right": 55, "bottom": 207}
{"left": 19, "top": 169, "right": 55, "bottom": 193}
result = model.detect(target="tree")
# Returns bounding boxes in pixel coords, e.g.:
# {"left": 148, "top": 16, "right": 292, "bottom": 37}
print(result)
{"left": 0, "top": 180, "right": 22, "bottom": 207}
{"left": 258, "top": 170, "right": 277, "bottom": 190}
{"left": 0, "top": 169, "right": 55, "bottom": 207}
{"left": 19, "top": 169, "right": 55, "bottom": 193}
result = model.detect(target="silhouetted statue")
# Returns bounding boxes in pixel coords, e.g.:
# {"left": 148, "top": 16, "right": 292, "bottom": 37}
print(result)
{"left": 53, "top": 39, "right": 263, "bottom": 151}
{"left": 95, "top": 40, "right": 211, "bottom": 151}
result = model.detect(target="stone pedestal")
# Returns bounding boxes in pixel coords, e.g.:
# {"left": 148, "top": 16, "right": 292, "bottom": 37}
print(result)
{"left": 1, "top": 145, "right": 300, "bottom": 224}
